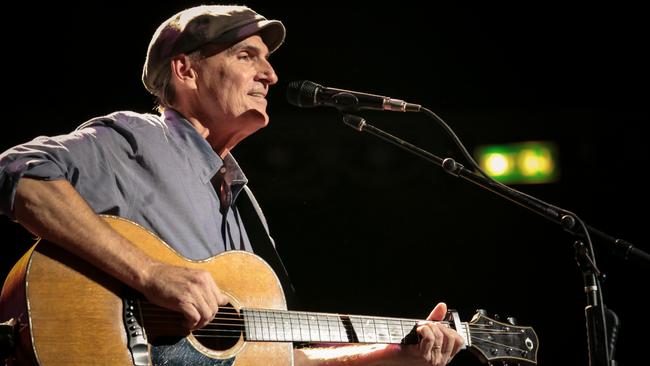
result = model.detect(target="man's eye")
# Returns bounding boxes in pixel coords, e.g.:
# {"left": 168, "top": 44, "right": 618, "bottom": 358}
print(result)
{"left": 238, "top": 53, "right": 252, "bottom": 60}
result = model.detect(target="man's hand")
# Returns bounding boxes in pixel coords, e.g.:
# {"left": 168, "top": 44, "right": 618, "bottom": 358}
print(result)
{"left": 407, "top": 302, "right": 465, "bottom": 365}
{"left": 293, "top": 302, "right": 466, "bottom": 366}
{"left": 139, "top": 263, "right": 229, "bottom": 330}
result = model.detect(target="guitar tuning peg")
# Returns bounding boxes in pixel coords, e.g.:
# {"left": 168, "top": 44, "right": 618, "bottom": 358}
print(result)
{"left": 507, "top": 316, "right": 517, "bottom": 325}
{"left": 476, "top": 309, "right": 488, "bottom": 316}
{"left": 493, "top": 313, "right": 501, "bottom": 321}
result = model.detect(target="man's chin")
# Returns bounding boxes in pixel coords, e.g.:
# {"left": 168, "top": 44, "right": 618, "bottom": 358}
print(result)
{"left": 240, "top": 109, "right": 270, "bottom": 128}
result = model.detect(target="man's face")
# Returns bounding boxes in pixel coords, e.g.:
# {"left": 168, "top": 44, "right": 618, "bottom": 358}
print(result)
{"left": 192, "top": 34, "right": 278, "bottom": 136}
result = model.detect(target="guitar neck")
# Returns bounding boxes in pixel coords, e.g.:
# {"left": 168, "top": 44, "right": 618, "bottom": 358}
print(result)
{"left": 242, "top": 308, "right": 452, "bottom": 344}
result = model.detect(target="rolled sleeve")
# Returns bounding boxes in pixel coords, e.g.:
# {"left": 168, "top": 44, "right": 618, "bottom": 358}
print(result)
{"left": 0, "top": 126, "right": 124, "bottom": 218}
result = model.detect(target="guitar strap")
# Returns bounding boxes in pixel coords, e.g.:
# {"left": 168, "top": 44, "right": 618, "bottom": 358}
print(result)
{"left": 236, "top": 186, "right": 298, "bottom": 308}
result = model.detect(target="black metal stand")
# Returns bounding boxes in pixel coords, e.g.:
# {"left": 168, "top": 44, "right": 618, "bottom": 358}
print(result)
{"left": 340, "top": 111, "right": 645, "bottom": 366}
{"left": 574, "top": 241, "right": 612, "bottom": 366}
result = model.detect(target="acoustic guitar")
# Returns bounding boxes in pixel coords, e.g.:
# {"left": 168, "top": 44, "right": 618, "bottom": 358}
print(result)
{"left": 0, "top": 216, "right": 538, "bottom": 365}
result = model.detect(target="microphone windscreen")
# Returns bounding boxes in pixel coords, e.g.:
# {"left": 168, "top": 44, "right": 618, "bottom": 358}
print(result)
{"left": 286, "top": 80, "right": 319, "bottom": 107}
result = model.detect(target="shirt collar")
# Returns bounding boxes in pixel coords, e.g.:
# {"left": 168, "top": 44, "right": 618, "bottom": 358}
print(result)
{"left": 221, "top": 153, "right": 248, "bottom": 189}
{"left": 163, "top": 109, "right": 248, "bottom": 197}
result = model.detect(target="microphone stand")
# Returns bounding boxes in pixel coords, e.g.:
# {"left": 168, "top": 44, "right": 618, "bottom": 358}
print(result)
{"left": 340, "top": 112, "right": 648, "bottom": 366}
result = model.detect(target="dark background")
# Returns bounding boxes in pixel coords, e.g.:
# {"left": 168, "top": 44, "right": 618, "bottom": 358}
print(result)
{"left": 2, "top": 1, "right": 648, "bottom": 365}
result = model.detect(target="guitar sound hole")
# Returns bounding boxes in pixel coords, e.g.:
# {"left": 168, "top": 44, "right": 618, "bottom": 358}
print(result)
{"left": 191, "top": 304, "right": 241, "bottom": 351}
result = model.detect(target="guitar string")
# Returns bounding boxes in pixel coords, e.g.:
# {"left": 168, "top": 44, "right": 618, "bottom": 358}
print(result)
{"left": 184, "top": 332, "right": 534, "bottom": 355}
{"left": 143, "top": 317, "right": 522, "bottom": 334}
{"left": 137, "top": 304, "right": 532, "bottom": 351}
{"left": 142, "top": 315, "right": 524, "bottom": 334}
{"left": 140, "top": 302, "right": 519, "bottom": 328}
{"left": 186, "top": 332, "right": 535, "bottom": 358}
{"left": 137, "top": 305, "right": 526, "bottom": 336}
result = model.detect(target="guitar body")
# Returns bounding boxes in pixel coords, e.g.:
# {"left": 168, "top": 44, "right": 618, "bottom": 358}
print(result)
{"left": 0, "top": 216, "right": 292, "bottom": 365}
{"left": 2, "top": 216, "right": 539, "bottom": 365}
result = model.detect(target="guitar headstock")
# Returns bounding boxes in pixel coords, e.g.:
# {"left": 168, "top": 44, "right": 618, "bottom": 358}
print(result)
{"left": 465, "top": 310, "right": 538, "bottom": 365}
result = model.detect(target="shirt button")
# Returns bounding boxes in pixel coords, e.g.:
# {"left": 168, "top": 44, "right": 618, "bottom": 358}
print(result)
{"left": 219, "top": 167, "right": 227, "bottom": 174}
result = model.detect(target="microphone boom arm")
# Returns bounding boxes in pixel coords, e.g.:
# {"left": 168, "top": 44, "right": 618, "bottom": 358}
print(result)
{"left": 341, "top": 114, "right": 648, "bottom": 264}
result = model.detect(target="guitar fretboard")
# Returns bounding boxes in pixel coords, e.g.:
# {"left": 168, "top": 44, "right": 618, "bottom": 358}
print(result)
{"left": 243, "top": 308, "right": 433, "bottom": 344}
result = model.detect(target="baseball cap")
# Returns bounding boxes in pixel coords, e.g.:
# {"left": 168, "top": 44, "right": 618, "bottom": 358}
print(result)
{"left": 142, "top": 5, "right": 285, "bottom": 95}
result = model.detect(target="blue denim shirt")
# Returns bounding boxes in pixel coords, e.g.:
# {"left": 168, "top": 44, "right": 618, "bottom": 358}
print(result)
{"left": 0, "top": 109, "right": 255, "bottom": 260}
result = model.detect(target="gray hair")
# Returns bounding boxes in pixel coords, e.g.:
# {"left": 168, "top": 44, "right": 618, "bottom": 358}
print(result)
{"left": 152, "top": 52, "right": 203, "bottom": 113}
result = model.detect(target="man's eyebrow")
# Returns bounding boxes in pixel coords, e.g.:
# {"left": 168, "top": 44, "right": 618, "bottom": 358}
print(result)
{"left": 226, "top": 42, "right": 268, "bottom": 56}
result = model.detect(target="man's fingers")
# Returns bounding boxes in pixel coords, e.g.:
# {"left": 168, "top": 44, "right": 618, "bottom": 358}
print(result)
{"left": 440, "top": 325, "right": 456, "bottom": 363}
{"left": 198, "top": 273, "right": 221, "bottom": 317}
{"left": 417, "top": 322, "right": 445, "bottom": 364}
{"left": 416, "top": 323, "right": 433, "bottom": 361}
{"left": 431, "top": 325, "right": 444, "bottom": 365}
{"left": 141, "top": 264, "right": 228, "bottom": 331}
{"left": 179, "top": 301, "right": 201, "bottom": 329}
{"left": 191, "top": 287, "right": 215, "bottom": 329}
{"left": 451, "top": 327, "right": 465, "bottom": 356}
{"left": 426, "top": 302, "right": 447, "bottom": 321}
{"left": 206, "top": 274, "right": 229, "bottom": 305}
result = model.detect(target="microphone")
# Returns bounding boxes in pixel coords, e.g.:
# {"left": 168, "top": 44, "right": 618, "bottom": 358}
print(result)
{"left": 287, "top": 80, "right": 421, "bottom": 112}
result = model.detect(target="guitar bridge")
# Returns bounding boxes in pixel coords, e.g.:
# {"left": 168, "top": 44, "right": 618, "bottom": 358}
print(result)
{"left": 123, "top": 297, "right": 149, "bottom": 366}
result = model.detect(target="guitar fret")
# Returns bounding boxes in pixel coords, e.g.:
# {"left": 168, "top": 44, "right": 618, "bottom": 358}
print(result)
{"left": 330, "top": 314, "right": 341, "bottom": 342}
{"left": 263, "top": 310, "right": 271, "bottom": 340}
{"left": 376, "top": 319, "right": 388, "bottom": 343}
{"left": 256, "top": 310, "right": 263, "bottom": 340}
{"left": 297, "top": 312, "right": 305, "bottom": 342}
{"left": 283, "top": 311, "right": 292, "bottom": 342}
{"left": 387, "top": 319, "right": 403, "bottom": 342}
{"left": 365, "top": 317, "right": 375, "bottom": 343}
{"left": 401, "top": 318, "right": 414, "bottom": 340}
{"left": 373, "top": 318, "right": 379, "bottom": 343}
{"left": 300, "top": 313, "right": 307, "bottom": 342}
{"left": 256, "top": 310, "right": 262, "bottom": 340}
{"left": 243, "top": 310, "right": 250, "bottom": 340}
{"left": 336, "top": 314, "right": 345, "bottom": 342}
{"left": 311, "top": 314, "right": 320, "bottom": 341}
{"left": 251, "top": 310, "right": 258, "bottom": 340}
{"left": 289, "top": 313, "right": 296, "bottom": 341}
{"left": 246, "top": 310, "right": 252, "bottom": 340}
{"left": 356, "top": 317, "right": 366, "bottom": 342}
{"left": 273, "top": 310, "right": 281, "bottom": 341}
{"left": 298, "top": 312, "right": 308, "bottom": 342}
{"left": 349, "top": 317, "right": 367, "bottom": 343}
{"left": 243, "top": 308, "right": 421, "bottom": 344}
{"left": 246, "top": 310, "right": 253, "bottom": 340}
{"left": 280, "top": 311, "right": 289, "bottom": 341}
{"left": 335, "top": 314, "right": 345, "bottom": 342}
{"left": 244, "top": 309, "right": 252, "bottom": 340}
{"left": 280, "top": 310, "right": 286, "bottom": 341}
{"left": 317, "top": 314, "right": 324, "bottom": 342}
{"left": 318, "top": 314, "right": 330, "bottom": 342}
{"left": 268, "top": 310, "right": 275, "bottom": 341}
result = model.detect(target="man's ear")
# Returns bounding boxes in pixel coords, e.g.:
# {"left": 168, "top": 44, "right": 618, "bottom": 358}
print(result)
{"left": 170, "top": 54, "right": 198, "bottom": 89}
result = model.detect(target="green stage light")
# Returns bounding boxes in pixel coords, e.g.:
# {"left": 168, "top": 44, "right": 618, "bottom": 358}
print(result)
{"left": 475, "top": 141, "right": 559, "bottom": 184}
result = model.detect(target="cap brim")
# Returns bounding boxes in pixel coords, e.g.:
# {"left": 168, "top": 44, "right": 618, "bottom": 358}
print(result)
{"left": 219, "top": 19, "right": 286, "bottom": 53}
